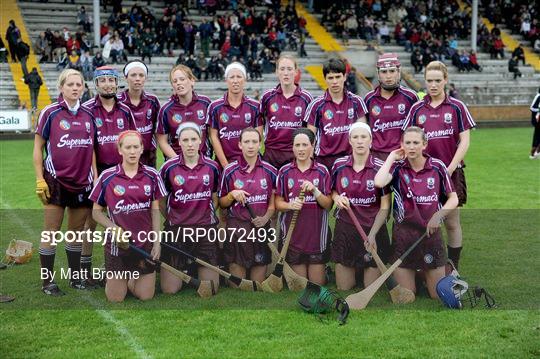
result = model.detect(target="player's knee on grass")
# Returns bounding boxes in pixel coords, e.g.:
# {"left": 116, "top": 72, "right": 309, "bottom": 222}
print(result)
{"left": 335, "top": 264, "right": 356, "bottom": 290}
{"left": 106, "top": 280, "right": 128, "bottom": 302}
{"left": 160, "top": 271, "right": 183, "bottom": 294}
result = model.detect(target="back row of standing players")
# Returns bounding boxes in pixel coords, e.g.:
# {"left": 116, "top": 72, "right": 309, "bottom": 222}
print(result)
{"left": 34, "top": 53, "right": 475, "bottom": 301}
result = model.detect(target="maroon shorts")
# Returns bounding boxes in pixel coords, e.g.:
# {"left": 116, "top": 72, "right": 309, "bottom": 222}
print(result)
{"left": 43, "top": 171, "right": 92, "bottom": 208}
{"left": 285, "top": 245, "right": 330, "bottom": 265}
{"left": 223, "top": 218, "right": 272, "bottom": 268}
{"left": 390, "top": 223, "right": 446, "bottom": 270}
{"left": 161, "top": 224, "right": 220, "bottom": 270}
{"left": 316, "top": 153, "right": 347, "bottom": 171}
{"left": 140, "top": 149, "right": 157, "bottom": 168}
{"left": 370, "top": 149, "right": 390, "bottom": 162}
{"left": 452, "top": 167, "right": 467, "bottom": 206}
{"left": 262, "top": 147, "right": 294, "bottom": 169}
{"left": 104, "top": 242, "right": 155, "bottom": 276}
{"left": 331, "top": 219, "right": 391, "bottom": 268}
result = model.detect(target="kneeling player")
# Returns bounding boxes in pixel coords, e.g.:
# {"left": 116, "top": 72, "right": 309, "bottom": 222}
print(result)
{"left": 331, "top": 122, "right": 391, "bottom": 290}
{"left": 90, "top": 131, "right": 166, "bottom": 302}
{"left": 374, "top": 127, "right": 458, "bottom": 298}
{"left": 219, "top": 128, "right": 277, "bottom": 283}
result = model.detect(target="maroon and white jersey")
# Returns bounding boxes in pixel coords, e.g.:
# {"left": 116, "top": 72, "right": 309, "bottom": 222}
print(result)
{"left": 90, "top": 164, "right": 167, "bottom": 253}
{"left": 331, "top": 154, "right": 388, "bottom": 227}
{"left": 219, "top": 156, "right": 277, "bottom": 221}
{"left": 83, "top": 96, "right": 136, "bottom": 168}
{"left": 36, "top": 98, "right": 96, "bottom": 192}
{"left": 208, "top": 93, "right": 260, "bottom": 161}
{"left": 259, "top": 85, "right": 313, "bottom": 151}
{"left": 159, "top": 154, "right": 220, "bottom": 226}
{"left": 402, "top": 95, "right": 476, "bottom": 167}
{"left": 390, "top": 156, "right": 454, "bottom": 228}
{"left": 276, "top": 160, "right": 331, "bottom": 254}
{"left": 364, "top": 85, "right": 418, "bottom": 153}
{"left": 117, "top": 90, "right": 160, "bottom": 154}
{"left": 156, "top": 92, "right": 212, "bottom": 157}
{"left": 304, "top": 90, "right": 367, "bottom": 157}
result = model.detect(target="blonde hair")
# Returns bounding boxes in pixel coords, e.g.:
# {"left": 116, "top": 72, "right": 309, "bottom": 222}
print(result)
{"left": 57, "top": 69, "right": 84, "bottom": 89}
{"left": 169, "top": 64, "right": 197, "bottom": 83}
{"left": 424, "top": 61, "right": 448, "bottom": 79}
{"left": 402, "top": 126, "right": 427, "bottom": 143}
{"left": 276, "top": 54, "right": 298, "bottom": 70}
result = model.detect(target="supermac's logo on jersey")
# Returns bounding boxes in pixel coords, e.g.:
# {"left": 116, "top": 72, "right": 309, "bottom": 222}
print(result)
{"left": 174, "top": 175, "right": 185, "bottom": 186}
{"left": 59, "top": 119, "right": 70, "bottom": 130}
{"left": 260, "top": 178, "right": 268, "bottom": 189}
{"left": 173, "top": 113, "right": 182, "bottom": 123}
{"left": 341, "top": 177, "right": 349, "bottom": 188}
{"left": 287, "top": 178, "right": 294, "bottom": 189}
{"left": 427, "top": 177, "right": 435, "bottom": 189}
{"left": 117, "top": 118, "right": 124, "bottom": 129}
{"left": 146, "top": 109, "right": 152, "bottom": 119}
{"left": 234, "top": 179, "right": 244, "bottom": 189}
{"left": 398, "top": 103, "right": 406, "bottom": 114}
{"left": 418, "top": 114, "right": 427, "bottom": 125}
{"left": 367, "top": 180, "right": 375, "bottom": 191}
{"left": 220, "top": 113, "right": 229, "bottom": 123}
{"left": 324, "top": 109, "right": 334, "bottom": 120}
{"left": 113, "top": 185, "right": 125, "bottom": 196}
{"left": 372, "top": 105, "right": 381, "bottom": 116}
{"left": 444, "top": 113, "right": 452, "bottom": 124}
{"left": 144, "top": 185, "right": 151, "bottom": 196}
{"left": 270, "top": 103, "right": 279, "bottom": 113}
{"left": 245, "top": 113, "right": 252, "bottom": 123}
{"left": 295, "top": 106, "right": 302, "bottom": 117}
{"left": 95, "top": 118, "right": 103, "bottom": 127}
{"left": 203, "top": 174, "right": 210, "bottom": 186}
{"left": 197, "top": 110, "right": 205, "bottom": 119}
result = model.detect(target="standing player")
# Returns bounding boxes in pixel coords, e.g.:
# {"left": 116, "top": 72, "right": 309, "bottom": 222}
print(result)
{"left": 331, "top": 122, "right": 391, "bottom": 290}
{"left": 91, "top": 131, "right": 166, "bottom": 302}
{"left": 157, "top": 65, "right": 212, "bottom": 160}
{"left": 118, "top": 60, "right": 161, "bottom": 167}
{"left": 258, "top": 54, "right": 313, "bottom": 168}
{"left": 364, "top": 53, "right": 418, "bottom": 161}
{"left": 81, "top": 66, "right": 137, "bottom": 287}
{"left": 402, "top": 61, "right": 476, "bottom": 270}
{"left": 159, "top": 122, "right": 221, "bottom": 294}
{"left": 275, "top": 128, "right": 333, "bottom": 285}
{"left": 219, "top": 128, "right": 277, "bottom": 283}
{"left": 33, "top": 69, "right": 96, "bottom": 295}
{"left": 208, "top": 62, "right": 260, "bottom": 168}
{"left": 529, "top": 88, "right": 540, "bottom": 159}
{"left": 374, "top": 127, "right": 458, "bottom": 298}
{"left": 305, "top": 58, "right": 367, "bottom": 171}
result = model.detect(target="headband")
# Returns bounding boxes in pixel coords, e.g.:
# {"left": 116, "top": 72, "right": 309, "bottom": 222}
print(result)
{"left": 94, "top": 66, "right": 119, "bottom": 81}
{"left": 176, "top": 122, "right": 201, "bottom": 138}
{"left": 123, "top": 61, "right": 148, "bottom": 77}
{"left": 225, "top": 62, "right": 247, "bottom": 79}
{"left": 117, "top": 130, "right": 143, "bottom": 145}
{"left": 349, "top": 122, "right": 372, "bottom": 138}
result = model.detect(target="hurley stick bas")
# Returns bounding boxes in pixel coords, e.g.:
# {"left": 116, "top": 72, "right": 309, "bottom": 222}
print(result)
{"left": 346, "top": 233, "right": 428, "bottom": 310}
{"left": 261, "top": 189, "right": 305, "bottom": 293}
{"left": 345, "top": 207, "right": 415, "bottom": 304}
{"left": 160, "top": 242, "right": 261, "bottom": 292}
{"left": 129, "top": 244, "right": 215, "bottom": 298}
{"left": 244, "top": 202, "right": 307, "bottom": 291}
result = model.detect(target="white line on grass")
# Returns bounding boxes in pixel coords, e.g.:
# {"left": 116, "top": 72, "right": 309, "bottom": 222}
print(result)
{"left": 1, "top": 198, "right": 152, "bottom": 359}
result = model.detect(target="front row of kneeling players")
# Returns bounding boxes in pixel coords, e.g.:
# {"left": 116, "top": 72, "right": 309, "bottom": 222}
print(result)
{"left": 39, "top": 112, "right": 457, "bottom": 302}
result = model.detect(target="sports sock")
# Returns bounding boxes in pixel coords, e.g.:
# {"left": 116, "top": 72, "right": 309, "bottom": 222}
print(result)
{"left": 39, "top": 247, "right": 56, "bottom": 286}
{"left": 65, "top": 243, "right": 82, "bottom": 281}
{"left": 447, "top": 246, "right": 462, "bottom": 269}
{"left": 80, "top": 255, "right": 92, "bottom": 280}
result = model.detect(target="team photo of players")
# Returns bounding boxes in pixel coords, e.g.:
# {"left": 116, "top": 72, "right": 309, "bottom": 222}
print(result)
{"left": 33, "top": 54, "right": 476, "bottom": 308}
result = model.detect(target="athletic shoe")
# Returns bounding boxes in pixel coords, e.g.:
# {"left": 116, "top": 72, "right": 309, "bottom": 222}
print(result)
{"left": 0, "top": 294, "right": 15, "bottom": 303}
{"left": 80, "top": 278, "right": 101, "bottom": 290}
{"left": 69, "top": 279, "right": 87, "bottom": 290}
{"left": 42, "top": 282, "right": 65, "bottom": 296}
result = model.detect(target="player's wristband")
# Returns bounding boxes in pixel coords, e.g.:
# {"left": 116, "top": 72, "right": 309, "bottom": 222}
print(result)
{"left": 313, "top": 188, "right": 322, "bottom": 198}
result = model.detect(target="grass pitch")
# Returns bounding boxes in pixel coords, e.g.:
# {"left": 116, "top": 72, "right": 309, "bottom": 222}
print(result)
{"left": 0, "top": 127, "right": 539, "bottom": 358}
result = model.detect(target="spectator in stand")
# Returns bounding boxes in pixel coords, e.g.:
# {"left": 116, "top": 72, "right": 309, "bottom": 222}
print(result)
{"left": 141, "top": 27, "right": 155, "bottom": 64}
{"left": 469, "top": 51, "right": 482, "bottom": 72}
{"left": 508, "top": 56, "right": 522, "bottom": 79}
{"left": 0, "top": 38, "right": 7, "bottom": 63}
{"left": 534, "top": 37, "right": 540, "bottom": 54}
{"left": 66, "top": 34, "right": 80, "bottom": 54}
{"left": 164, "top": 21, "right": 177, "bottom": 56}
{"left": 411, "top": 48, "right": 423, "bottom": 73}
{"left": 459, "top": 50, "right": 472, "bottom": 72}
{"left": 35, "top": 32, "right": 51, "bottom": 63}
{"left": 199, "top": 18, "right": 212, "bottom": 57}
{"left": 247, "top": 56, "right": 262, "bottom": 81}
{"left": 491, "top": 36, "right": 505, "bottom": 59}
{"left": 77, "top": 6, "right": 91, "bottom": 33}
{"left": 92, "top": 51, "right": 105, "bottom": 69}
{"left": 67, "top": 50, "right": 81, "bottom": 71}
{"left": 346, "top": 66, "right": 358, "bottom": 95}
{"left": 24, "top": 67, "right": 42, "bottom": 110}
{"left": 5, "top": 20, "right": 21, "bottom": 63}
{"left": 378, "top": 22, "right": 391, "bottom": 44}
{"left": 512, "top": 44, "right": 526, "bottom": 65}
{"left": 15, "top": 38, "right": 30, "bottom": 76}
{"left": 80, "top": 50, "right": 93, "bottom": 80}
{"left": 195, "top": 52, "right": 209, "bottom": 80}
{"left": 449, "top": 83, "right": 460, "bottom": 99}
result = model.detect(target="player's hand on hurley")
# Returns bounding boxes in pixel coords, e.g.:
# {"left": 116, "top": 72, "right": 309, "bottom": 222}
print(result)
{"left": 333, "top": 194, "right": 350, "bottom": 209}
{"left": 251, "top": 215, "right": 268, "bottom": 228}
{"left": 426, "top": 215, "right": 442, "bottom": 237}
{"left": 150, "top": 243, "right": 161, "bottom": 261}
{"left": 231, "top": 190, "right": 250, "bottom": 204}
{"left": 288, "top": 197, "right": 304, "bottom": 211}
{"left": 36, "top": 178, "right": 50, "bottom": 205}
{"left": 301, "top": 180, "right": 316, "bottom": 193}
{"left": 364, "top": 233, "right": 377, "bottom": 253}
{"left": 389, "top": 148, "right": 406, "bottom": 162}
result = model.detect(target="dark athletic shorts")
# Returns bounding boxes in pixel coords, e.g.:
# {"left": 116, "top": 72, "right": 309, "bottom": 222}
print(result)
{"left": 140, "top": 149, "right": 157, "bottom": 168}
{"left": 285, "top": 245, "right": 330, "bottom": 265}
{"left": 262, "top": 147, "right": 294, "bottom": 169}
{"left": 104, "top": 242, "right": 155, "bottom": 276}
{"left": 160, "top": 223, "right": 220, "bottom": 270}
{"left": 223, "top": 217, "right": 272, "bottom": 268}
{"left": 451, "top": 167, "right": 467, "bottom": 206}
{"left": 390, "top": 222, "right": 446, "bottom": 270}
{"left": 331, "top": 219, "right": 391, "bottom": 268}
{"left": 43, "top": 170, "right": 92, "bottom": 208}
